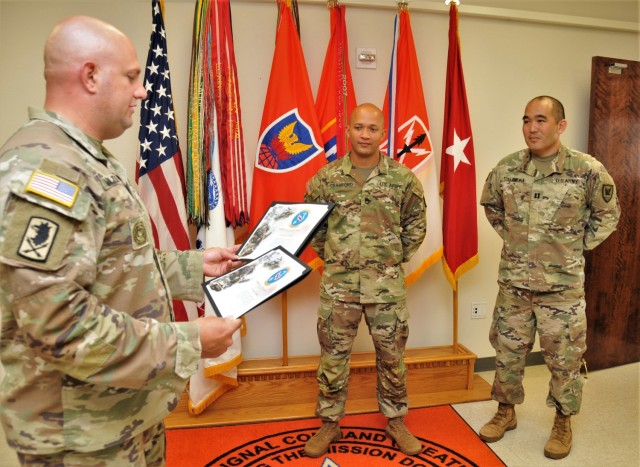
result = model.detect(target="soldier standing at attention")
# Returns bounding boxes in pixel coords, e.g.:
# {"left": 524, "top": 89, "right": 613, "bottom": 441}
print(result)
{"left": 303, "top": 103, "right": 427, "bottom": 457}
{"left": 0, "top": 16, "right": 242, "bottom": 465}
{"left": 479, "top": 95, "right": 620, "bottom": 459}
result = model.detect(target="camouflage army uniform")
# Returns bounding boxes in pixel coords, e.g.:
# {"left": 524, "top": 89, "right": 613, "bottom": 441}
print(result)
{"left": 0, "top": 108, "right": 204, "bottom": 460}
{"left": 480, "top": 145, "right": 620, "bottom": 415}
{"left": 304, "top": 152, "right": 426, "bottom": 421}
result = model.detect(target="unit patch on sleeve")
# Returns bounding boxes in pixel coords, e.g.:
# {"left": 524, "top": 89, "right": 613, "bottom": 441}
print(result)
{"left": 25, "top": 170, "right": 79, "bottom": 208}
{"left": 18, "top": 216, "right": 59, "bottom": 262}
{"left": 1, "top": 200, "right": 74, "bottom": 270}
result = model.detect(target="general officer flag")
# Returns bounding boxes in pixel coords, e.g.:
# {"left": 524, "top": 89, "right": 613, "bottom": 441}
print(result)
{"left": 440, "top": 2, "right": 478, "bottom": 290}
{"left": 382, "top": 3, "right": 443, "bottom": 286}
{"left": 136, "top": 0, "right": 197, "bottom": 322}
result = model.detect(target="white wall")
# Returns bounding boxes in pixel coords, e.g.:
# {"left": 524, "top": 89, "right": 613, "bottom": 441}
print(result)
{"left": 1, "top": 0, "right": 638, "bottom": 361}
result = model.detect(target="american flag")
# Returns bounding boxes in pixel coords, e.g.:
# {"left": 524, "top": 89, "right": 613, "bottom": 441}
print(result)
{"left": 136, "top": 0, "right": 198, "bottom": 322}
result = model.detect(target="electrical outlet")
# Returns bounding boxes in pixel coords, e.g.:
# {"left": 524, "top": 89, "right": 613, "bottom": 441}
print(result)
{"left": 471, "top": 302, "right": 487, "bottom": 319}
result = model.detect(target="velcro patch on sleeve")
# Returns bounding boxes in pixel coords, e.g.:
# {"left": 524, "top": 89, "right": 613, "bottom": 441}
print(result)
{"left": 17, "top": 216, "right": 59, "bottom": 262}
{"left": 1, "top": 200, "right": 74, "bottom": 271}
{"left": 25, "top": 170, "right": 79, "bottom": 208}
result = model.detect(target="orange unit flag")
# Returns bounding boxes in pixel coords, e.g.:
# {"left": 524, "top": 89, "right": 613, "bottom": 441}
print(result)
{"left": 316, "top": 2, "right": 357, "bottom": 162}
{"left": 249, "top": 0, "right": 326, "bottom": 266}
{"left": 382, "top": 5, "right": 443, "bottom": 286}
{"left": 440, "top": 2, "right": 478, "bottom": 290}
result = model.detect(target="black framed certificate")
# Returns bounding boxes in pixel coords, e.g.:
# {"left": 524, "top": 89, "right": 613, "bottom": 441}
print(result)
{"left": 237, "top": 201, "right": 334, "bottom": 261}
{"left": 202, "top": 246, "right": 312, "bottom": 319}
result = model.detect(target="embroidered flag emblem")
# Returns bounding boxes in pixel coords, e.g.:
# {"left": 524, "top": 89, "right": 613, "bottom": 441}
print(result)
{"left": 18, "top": 217, "right": 59, "bottom": 262}
{"left": 26, "top": 170, "right": 79, "bottom": 208}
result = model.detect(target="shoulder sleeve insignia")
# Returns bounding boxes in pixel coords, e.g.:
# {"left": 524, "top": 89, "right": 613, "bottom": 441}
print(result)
{"left": 18, "top": 216, "right": 59, "bottom": 262}
{"left": 602, "top": 184, "right": 614, "bottom": 203}
{"left": 25, "top": 170, "right": 79, "bottom": 208}
{"left": 1, "top": 201, "right": 74, "bottom": 270}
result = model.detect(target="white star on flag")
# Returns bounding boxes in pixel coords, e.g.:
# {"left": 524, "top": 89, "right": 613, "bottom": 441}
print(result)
{"left": 136, "top": 0, "right": 196, "bottom": 323}
{"left": 445, "top": 129, "right": 471, "bottom": 171}
{"left": 140, "top": 139, "right": 152, "bottom": 153}
{"left": 147, "top": 63, "right": 159, "bottom": 76}
{"left": 160, "top": 126, "right": 171, "bottom": 140}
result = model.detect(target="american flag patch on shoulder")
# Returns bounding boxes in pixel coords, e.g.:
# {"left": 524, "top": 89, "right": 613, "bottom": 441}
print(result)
{"left": 26, "top": 170, "right": 79, "bottom": 208}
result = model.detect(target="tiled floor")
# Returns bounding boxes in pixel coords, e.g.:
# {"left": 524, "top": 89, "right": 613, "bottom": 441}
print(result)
{"left": 0, "top": 362, "right": 637, "bottom": 466}
{"left": 453, "top": 362, "right": 640, "bottom": 466}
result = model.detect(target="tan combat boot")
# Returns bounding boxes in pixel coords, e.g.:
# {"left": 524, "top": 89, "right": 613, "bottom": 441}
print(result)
{"left": 386, "top": 417, "right": 422, "bottom": 455}
{"left": 479, "top": 403, "right": 517, "bottom": 442}
{"left": 304, "top": 421, "right": 341, "bottom": 458}
{"left": 544, "top": 412, "right": 572, "bottom": 459}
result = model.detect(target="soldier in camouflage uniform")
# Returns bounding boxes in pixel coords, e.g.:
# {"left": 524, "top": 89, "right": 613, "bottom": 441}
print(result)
{"left": 479, "top": 96, "right": 620, "bottom": 460}
{"left": 0, "top": 16, "right": 241, "bottom": 466}
{"left": 303, "top": 103, "right": 427, "bottom": 457}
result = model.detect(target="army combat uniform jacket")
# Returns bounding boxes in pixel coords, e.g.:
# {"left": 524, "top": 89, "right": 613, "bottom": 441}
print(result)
{"left": 304, "top": 153, "right": 426, "bottom": 303}
{"left": 480, "top": 145, "right": 620, "bottom": 293}
{"left": 0, "top": 108, "right": 203, "bottom": 454}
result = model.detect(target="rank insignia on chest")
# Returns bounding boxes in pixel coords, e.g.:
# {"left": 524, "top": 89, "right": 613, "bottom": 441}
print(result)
{"left": 26, "top": 170, "right": 79, "bottom": 208}
{"left": 18, "top": 216, "right": 59, "bottom": 262}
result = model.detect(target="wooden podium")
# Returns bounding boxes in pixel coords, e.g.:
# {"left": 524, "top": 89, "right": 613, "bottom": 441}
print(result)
{"left": 165, "top": 344, "right": 491, "bottom": 429}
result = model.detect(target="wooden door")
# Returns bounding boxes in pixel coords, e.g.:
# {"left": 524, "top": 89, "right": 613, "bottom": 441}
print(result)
{"left": 584, "top": 56, "right": 640, "bottom": 371}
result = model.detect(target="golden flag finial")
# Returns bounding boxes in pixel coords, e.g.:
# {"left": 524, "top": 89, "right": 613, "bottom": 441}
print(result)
{"left": 397, "top": 0, "right": 409, "bottom": 13}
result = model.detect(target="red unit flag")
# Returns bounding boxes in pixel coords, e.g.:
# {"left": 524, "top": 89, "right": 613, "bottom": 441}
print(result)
{"left": 440, "top": 2, "right": 478, "bottom": 290}
{"left": 316, "top": 2, "right": 357, "bottom": 162}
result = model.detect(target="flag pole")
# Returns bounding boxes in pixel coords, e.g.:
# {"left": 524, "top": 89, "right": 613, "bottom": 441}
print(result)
{"left": 282, "top": 291, "right": 289, "bottom": 366}
{"left": 453, "top": 282, "right": 459, "bottom": 353}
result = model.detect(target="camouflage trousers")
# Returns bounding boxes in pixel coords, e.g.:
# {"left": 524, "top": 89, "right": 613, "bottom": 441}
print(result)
{"left": 489, "top": 283, "right": 587, "bottom": 415}
{"left": 16, "top": 422, "right": 165, "bottom": 467}
{"left": 315, "top": 298, "right": 410, "bottom": 422}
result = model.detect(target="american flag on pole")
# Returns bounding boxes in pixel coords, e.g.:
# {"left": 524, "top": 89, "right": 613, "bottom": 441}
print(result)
{"left": 440, "top": 1, "right": 478, "bottom": 290}
{"left": 136, "top": 0, "right": 198, "bottom": 322}
{"left": 382, "top": 3, "right": 443, "bottom": 286}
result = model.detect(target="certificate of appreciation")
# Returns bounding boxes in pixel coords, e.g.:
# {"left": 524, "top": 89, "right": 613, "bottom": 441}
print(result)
{"left": 202, "top": 246, "right": 312, "bottom": 319}
{"left": 237, "top": 202, "right": 333, "bottom": 261}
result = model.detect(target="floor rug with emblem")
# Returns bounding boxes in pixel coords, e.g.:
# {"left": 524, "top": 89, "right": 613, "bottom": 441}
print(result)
{"left": 165, "top": 405, "right": 505, "bottom": 467}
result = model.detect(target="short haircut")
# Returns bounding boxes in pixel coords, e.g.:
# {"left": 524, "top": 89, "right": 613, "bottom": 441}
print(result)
{"left": 529, "top": 95, "right": 566, "bottom": 122}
